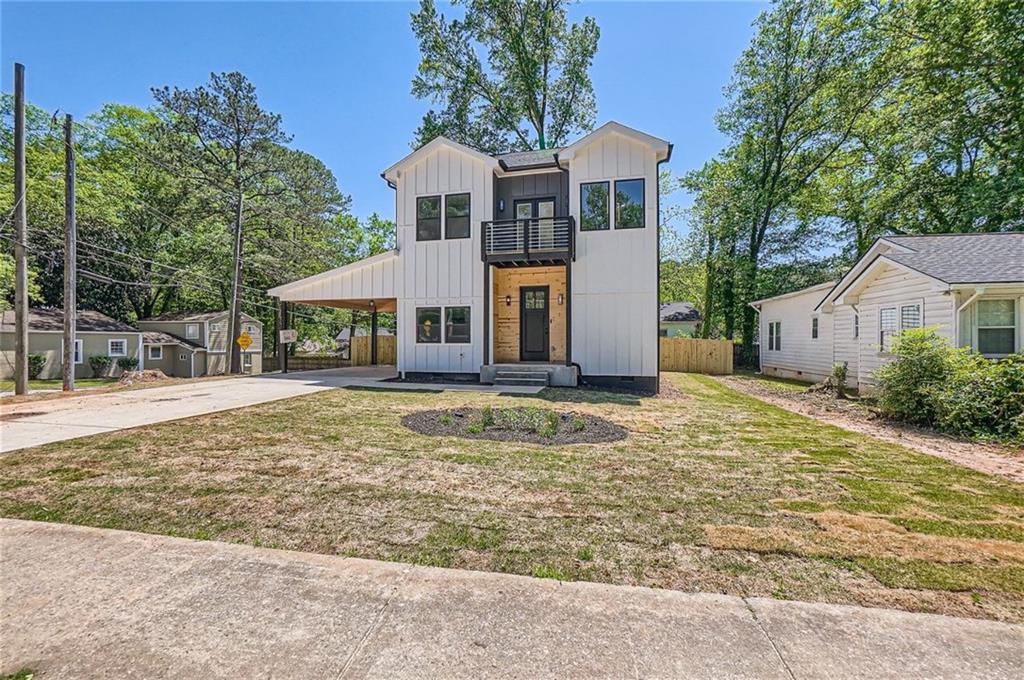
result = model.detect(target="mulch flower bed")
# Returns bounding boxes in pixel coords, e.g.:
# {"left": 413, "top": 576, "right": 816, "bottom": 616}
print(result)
{"left": 402, "top": 406, "right": 627, "bottom": 445}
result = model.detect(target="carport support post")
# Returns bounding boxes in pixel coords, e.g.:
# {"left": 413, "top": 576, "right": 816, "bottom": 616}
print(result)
{"left": 370, "top": 306, "right": 378, "bottom": 366}
{"left": 276, "top": 298, "right": 288, "bottom": 374}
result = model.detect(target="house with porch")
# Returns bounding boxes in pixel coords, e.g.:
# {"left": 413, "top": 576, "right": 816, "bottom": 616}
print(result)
{"left": 268, "top": 121, "right": 672, "bottom": 390}
{"left": 751, "top": 232, "right": 1024, "bottom": 390}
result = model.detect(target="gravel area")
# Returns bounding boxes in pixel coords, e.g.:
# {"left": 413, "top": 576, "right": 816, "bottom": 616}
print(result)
{"left": 402, "top": 407, "right": 628, "bottom": 445}
{"left": 718, "top": 375, "right": 1024, "bottom": 483}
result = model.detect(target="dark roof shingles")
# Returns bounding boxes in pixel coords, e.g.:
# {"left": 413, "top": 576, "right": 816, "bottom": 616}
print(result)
{"left": 495, "top": 148, "right": 562, "bottom": 169}
{"left": 0, "top": 308, "right": 137, "bottom": 333}
{"left": 882, "top": 232, "right": 1024, "bottom": 284}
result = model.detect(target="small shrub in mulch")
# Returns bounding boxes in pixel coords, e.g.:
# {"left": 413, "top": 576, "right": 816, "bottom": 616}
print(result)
{"left": 402, "top": 406, "right": 627, "bottom": 445}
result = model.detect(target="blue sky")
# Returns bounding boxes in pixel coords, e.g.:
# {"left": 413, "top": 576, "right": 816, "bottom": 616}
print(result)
{"left": 2, "top": 1, "right": 764, "bottom": 229}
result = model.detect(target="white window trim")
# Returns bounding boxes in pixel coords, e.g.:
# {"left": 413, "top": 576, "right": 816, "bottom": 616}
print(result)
{"left": 768, "top": 320, "right": 781, "bottom": 352}
{"left": 244, "top": 323, "right": 257, "bottom": 335}
{"left": 108, "top": 339, "right": 128, "bottom": 357}
{"left": 210, "top": 322, "right": 224, "bottom": 332}
{"left": 62, "top": 339, "right": 84, "bottom": 365}
{"left": 148, "top": 345, "right": 163, "bottom": 360}
{"left": 973, "top": 295, "right": 1019, "bottom": 358}
{"left": 878, "top": 299, "right": 924, "bottom": 354}
{"left": 185, "top": 323, "right": 200, "bottom": 340}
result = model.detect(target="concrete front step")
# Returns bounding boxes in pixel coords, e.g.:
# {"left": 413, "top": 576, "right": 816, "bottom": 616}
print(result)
{"left": 481, "top": 363, "right": 579, "bottom": 387}
{"left": 494, "top": 377, "right": 549, "bottom": 387}
{"left": 495, "top": 371, "right": 550, "bottom": 381}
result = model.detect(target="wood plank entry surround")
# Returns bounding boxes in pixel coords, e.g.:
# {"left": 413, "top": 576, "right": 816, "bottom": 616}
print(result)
{"left": 493, "top": 266, "right": 566, "bottom": 363}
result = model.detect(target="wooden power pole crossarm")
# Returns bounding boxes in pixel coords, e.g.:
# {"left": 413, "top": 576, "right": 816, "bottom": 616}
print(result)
{"left": 13, "top": 63, "right": 29, "bottom": 395}
{"left": 63, "top": 114, "right": 77, "bottom": 392}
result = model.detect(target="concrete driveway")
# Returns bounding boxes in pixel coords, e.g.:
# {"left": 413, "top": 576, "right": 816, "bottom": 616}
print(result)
{"left": 2, "top": 519, "right": 1021, "bottom": 679}
{"left": 0, "top": 367, "right": 544, "bottom": 453}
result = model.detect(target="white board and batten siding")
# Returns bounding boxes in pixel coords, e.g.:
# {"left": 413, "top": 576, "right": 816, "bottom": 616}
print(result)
{"left": 394, "top": 145, "right": 492, "bottom": 374}
{"left": 272, "top": 252, "right": 399, "bottom": 303}
{"left": 757, "top": 284, "right": 835, "bottom": 384}
{"left": 853, "top": 262, "right": 954, "bottom": 385}
{"left": 568, "top": 133, "right": 659, "bottom": 378}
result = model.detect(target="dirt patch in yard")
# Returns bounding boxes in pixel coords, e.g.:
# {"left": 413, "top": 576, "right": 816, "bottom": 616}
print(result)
{"left": 402, "top": 407, "right": 627, "bottom": 445}
{"left": 717, "top": 375, "right": 1024, "bottom": 483}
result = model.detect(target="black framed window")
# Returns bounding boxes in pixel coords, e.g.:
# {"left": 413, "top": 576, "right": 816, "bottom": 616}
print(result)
{"left": 445, "top": 193, "right": 471, "bottom": 239}
{"left": 614, "top": 178, "right": 645, "bottom": 229}
{"left": 415, "top": 307, "right": 442, "bottom": 343}
{"left": 445, "top": 306, "right": 471, "bottom": 343}
{"left": 811, "top": 316, "right": 819, "bottom": 339}
{"left": 416, "top": 196, "right": 441, "bottom": 241}
{"left": 580, "top": 181, "right": 609, "bottom": 231}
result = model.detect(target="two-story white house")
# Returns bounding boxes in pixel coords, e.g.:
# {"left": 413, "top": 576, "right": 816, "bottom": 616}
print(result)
{"left": 268, "top": 122, "right": 672, "bottom": 390}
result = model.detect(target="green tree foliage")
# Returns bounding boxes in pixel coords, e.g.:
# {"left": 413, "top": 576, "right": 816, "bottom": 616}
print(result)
{"left": 683, "top": 0, "right": 1024, "bottom": 347}
{"left": 410, "top": 0, "right": 600, "bottom": 151}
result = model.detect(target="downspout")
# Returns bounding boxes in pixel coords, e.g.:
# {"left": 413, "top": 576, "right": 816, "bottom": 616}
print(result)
{"left": 655, "top": 145, "right": 674, "bottom": 393}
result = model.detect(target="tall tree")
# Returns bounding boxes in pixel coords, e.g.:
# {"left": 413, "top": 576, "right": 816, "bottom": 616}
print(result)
{"left": 410, "top": 0, "right": 600, "bottom": 151}
{"left": 153, "top": 72, "right": 290, "bottom": 373}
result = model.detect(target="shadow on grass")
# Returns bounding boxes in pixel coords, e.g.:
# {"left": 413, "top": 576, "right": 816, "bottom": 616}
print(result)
{"left": 514, "top": 386, "right": 645, "bottom": 406}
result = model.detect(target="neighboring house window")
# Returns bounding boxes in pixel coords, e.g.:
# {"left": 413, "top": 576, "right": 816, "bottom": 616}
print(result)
{"left": 445, "top": 193, "right": 471, "bottom": 239}
{"left": 65, "top": 339, "right": 84, "bottom": 364}
{"left": 614, "top": 179, "right": 645, "bottom": 229}
{"left": 244, "top": 323, "right": 257, "bottom": 335}
{"left": 210, "top": 322, "right": 223, "bottom": 332}
{"left": 900, "top": 303, "right": 921, "bottom": 331}
{"left": 977, "top": 299, "right": 1016, "bottom": 356}
{"left": 179, "top": 353, "right": 188, "bottom": 361}
{"left": 445, "top": 306, "right": 471, "bottom": 343}
{"left": 416, "top": 196, "right": 442, "bottom": 241}
{"left": 243, "top": 353, "right": 252, "bottom": 369}
{"left": 879, "top": 307, "right": 898, "bottom": 351}
{"left": 768, "top": 321, "right": 781, "bottom": 351}
{"left": 148, "top": 345, "right": 163, "bottom": 360}
{"left": 108, "top": 339, "right": 127, "bottom": 357}
{"left": 185, "top": 324, "right": 199, "bottom": 339}
{"left": 580, "top": 181, "right": 609, "bottom": 231}
{"left": 415, "top": 307, "right": 442, "bottom": 343}
{"left": 811, "top": 316, "right": 819, "bottom": 339}
{"left": 854, "top": 314, "right": 859, "bottom": 338}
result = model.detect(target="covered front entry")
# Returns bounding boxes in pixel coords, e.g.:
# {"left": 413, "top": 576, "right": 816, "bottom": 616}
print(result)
{"left": 492, "top": 265, "right": 565, "bottom": 364}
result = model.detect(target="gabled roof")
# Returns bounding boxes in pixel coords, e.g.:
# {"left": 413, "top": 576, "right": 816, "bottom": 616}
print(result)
{"left": 659, "top": 302, "right": 702, "bottom": 322}
{"left": 750, "top": 281, "right": 837, "bottom": 309}
{"left": 558, "top": 121, "right": 672, "bottom": 162}
{"left": 880, "top": 232, "right": 1024, "bottom": 284}
{"left": 820, "top": 232, "right": 1024, "bottom": 309}
{"left": 382, "top": 136, "right": 499, "bottom": 183}
{"left": 0, "top": 308, "right": 137, "bottom": 333}
{"left": 141, "top": 330, "right": 204, "bottom": 350}
{"left": 140, "top": 310, "right": 258, "bottom": 323}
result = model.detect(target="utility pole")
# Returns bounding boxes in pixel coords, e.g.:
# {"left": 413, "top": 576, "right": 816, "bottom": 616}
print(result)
{"left": 13, "top": 63, "right": 29, "bottom": 396}
{"left": 62, "top": 114, "right": 77, "bottom": 392}
{"left": 228, "top": 193, "right": 244, "bottom": 374}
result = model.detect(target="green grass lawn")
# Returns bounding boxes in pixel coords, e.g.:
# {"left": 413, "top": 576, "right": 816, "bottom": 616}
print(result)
{"left": 0, "top": 378, "right": 115, "bottom": 392}
{"left": 1, "top": 373, "right": 1021, "bottom": 622}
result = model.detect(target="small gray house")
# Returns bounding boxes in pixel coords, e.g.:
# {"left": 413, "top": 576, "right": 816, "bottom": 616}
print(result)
{"left": 0, "top": 308, "right": 142, "bottom": 380}
{"left": 138, "top": 311, "right": 263, "bottom": 376}
{"left": 659, "top": 302, "right": 702, "bottom": 337}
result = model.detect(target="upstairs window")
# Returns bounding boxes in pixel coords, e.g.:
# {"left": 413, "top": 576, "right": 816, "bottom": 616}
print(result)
{"left": 811, "top": 316, "right": 819, "bottom": 339}
{"left": 580, "top": 182, "right": 609, "bottom": 231}
{"left": 445, "top": 306, "right": 471, "bottom": 343}
{"left": 977, "top": 299, "right": 1016, "bottom": 356}
{"left": 614, "top": 179, "right": 645, "bottom": 229}
{"left": 445, "top": 193, "right": 471, "bottom": 239}
{"left": 185, "top": 323, "right": 199, "bottom": 339}
{"left": 210, "top": 322, "right": 223, "bottom": 332}
{"left": 854, "top": 314, "right": 859, "bottom": 338}
{"left": 415, "top": 307, "right": 441, "bottom": 343}
{"left": 416, "top": 196, "right": 441, "bottom": 241}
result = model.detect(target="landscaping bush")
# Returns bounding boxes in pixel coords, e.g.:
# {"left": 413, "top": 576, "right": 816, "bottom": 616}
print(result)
{"left": 116, "top": 356, "right": 139, "bottom": 372}
{"left": 89, "top": 355, "right": 112, "bottom": 377}
{"left": 27, "top": 353, "right": 46, "bottom": 379}
{"left": 876, "top": 328, "right": 1024, "bottom": 443}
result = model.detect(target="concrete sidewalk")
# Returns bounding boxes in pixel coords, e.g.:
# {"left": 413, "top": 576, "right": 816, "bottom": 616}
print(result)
{"left": 2, "top": 520, "right": 1021, "bottom": 679}
{"left": 0, "top": 367, "right": 543, "bottom": 453}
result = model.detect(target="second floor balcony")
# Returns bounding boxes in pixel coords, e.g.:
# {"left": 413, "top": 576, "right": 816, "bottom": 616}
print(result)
{"left": 481, "top": 216, "right": 575, "bottom": 265}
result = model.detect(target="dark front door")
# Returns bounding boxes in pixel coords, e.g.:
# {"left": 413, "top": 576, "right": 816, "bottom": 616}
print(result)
{"left": 520, "top": 286, "right": 550, "bottom": 361}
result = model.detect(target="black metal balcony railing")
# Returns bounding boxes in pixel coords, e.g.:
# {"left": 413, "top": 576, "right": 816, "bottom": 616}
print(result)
{"left": 481, "top": 216, "right": 575, "bottom": 263}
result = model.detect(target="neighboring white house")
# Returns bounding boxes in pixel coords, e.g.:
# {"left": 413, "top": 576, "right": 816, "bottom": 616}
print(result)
{"left": 659, "top": 302, "right": 702, "bottom": 337}
{"left": 751, "top": 232, "right": 1024, "bottom": 390}
{"left": 269, "top": 121, "right": 672, "bottom": 390}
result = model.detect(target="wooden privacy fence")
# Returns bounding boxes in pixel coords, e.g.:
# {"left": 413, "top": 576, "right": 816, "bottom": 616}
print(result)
{"left": 659, "top": 337, "right": 733, "bottom": 375}
{"left": 262, "top": 354, "right": 347, "bottom": 373}
{"left": 351, "top": 335, "right": 397, "bottom": 366}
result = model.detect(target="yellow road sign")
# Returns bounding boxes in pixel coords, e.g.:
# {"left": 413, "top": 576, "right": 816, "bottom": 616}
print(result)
{"left": 236, "top": 332, "right": 253, "bottom": 351}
